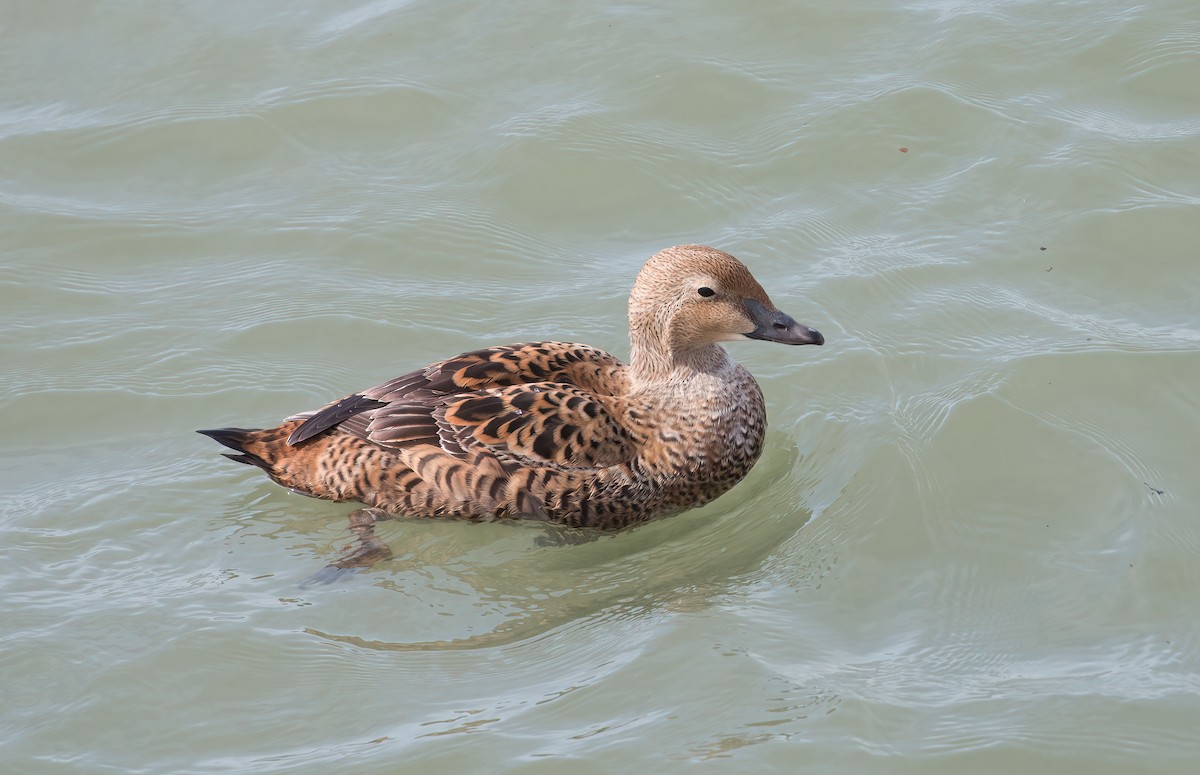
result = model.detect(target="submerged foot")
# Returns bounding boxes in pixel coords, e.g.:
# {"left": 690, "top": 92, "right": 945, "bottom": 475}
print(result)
{"left": 534, "top": 524, "right": 603, "bottom": 547}
{"left": 304, "top": 508, "right": 395, "bottom": 584}
{"left": 334, "top": 508, "right": 395, "bottom": 567}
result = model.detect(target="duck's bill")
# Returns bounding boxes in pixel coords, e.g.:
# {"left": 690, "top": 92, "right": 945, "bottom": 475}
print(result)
{"left": 743, "top": 299, "right": 824, "bottom": 346}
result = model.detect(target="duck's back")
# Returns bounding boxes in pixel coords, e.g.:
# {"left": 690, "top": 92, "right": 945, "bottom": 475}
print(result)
{"left": 204, "top": 342, "right": 634, "bottom": 524}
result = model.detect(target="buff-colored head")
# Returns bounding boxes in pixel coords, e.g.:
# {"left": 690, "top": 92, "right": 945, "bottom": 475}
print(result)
{"left": 628, "top": 245, "right": 823, "bottom": 378}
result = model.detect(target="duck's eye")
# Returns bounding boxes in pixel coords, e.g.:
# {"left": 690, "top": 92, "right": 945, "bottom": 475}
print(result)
{"left": 697, "top": 286, "right": 715, "bottom": 298}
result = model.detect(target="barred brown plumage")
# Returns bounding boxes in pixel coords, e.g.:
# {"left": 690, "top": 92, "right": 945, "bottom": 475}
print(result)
{"left": 199, "top": 245, "right": 824, "bottom": 567}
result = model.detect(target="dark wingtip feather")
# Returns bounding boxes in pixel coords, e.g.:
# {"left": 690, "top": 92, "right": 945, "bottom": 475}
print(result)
{"left": 287, "top": 394, "right": 387, "bottom": 446}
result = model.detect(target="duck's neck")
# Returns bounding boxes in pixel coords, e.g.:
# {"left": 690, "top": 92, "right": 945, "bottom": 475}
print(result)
{"left": 628, "top": 328, "right": 732, "bottom": 390}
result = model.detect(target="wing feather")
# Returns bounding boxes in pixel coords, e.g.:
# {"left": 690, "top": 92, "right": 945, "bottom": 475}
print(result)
{"left": 441, "top": 384, "right": 634, "bottom": 469}
{"left": 285, "top": 342, "right": 627, "bottom": 458}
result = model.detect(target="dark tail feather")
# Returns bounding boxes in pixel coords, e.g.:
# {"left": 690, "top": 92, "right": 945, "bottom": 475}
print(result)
{"left": 197, "top": 428, "right": 269, "bottom": 469}
{"left": 197, "top": 427, "right": 254, "bottom": 452}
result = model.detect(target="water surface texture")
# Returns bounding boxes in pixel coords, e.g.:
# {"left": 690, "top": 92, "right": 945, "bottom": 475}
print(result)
{"left": 3, "top": 1, "right": 1199, "bottom": 772}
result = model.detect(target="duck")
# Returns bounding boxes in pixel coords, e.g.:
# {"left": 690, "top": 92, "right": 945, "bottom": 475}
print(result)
{"left": 199, "top": 245, "right": 823, "bottom": 566}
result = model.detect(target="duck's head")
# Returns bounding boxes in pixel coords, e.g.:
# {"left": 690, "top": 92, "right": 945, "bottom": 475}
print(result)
{"left": 628, "top": 245, "right": 823, "bottom": 376}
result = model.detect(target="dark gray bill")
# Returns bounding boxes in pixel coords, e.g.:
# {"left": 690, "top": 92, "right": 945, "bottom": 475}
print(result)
{"left": 743, "top": 298, "right": 824, "bottom": 346}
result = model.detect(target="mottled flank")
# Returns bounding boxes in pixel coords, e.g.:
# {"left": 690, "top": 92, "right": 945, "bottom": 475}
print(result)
{"left": 200, "top": 245, "right": 823, "bottom": 561}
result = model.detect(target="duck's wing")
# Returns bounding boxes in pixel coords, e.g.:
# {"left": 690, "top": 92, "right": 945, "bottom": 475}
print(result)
{"left": 437, "top": 383, "right": 635, "bottom": 469}
{"left": 286, "top": 342, "right": 625, "bottom": 447}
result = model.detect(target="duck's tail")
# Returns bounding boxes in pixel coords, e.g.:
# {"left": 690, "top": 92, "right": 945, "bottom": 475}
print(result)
{"left": 197, "top": 427, "right": 271, "bottom": 469}
{"left": 198, "top": 421, "right": 328, "bottom": 498}
{"left": 200, "top": 419, "right": 400, "bottom": 506}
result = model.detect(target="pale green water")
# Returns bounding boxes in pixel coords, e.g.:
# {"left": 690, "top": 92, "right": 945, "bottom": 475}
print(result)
{"left": 3, "top": 1, "right": 1200, "bottom": 772}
